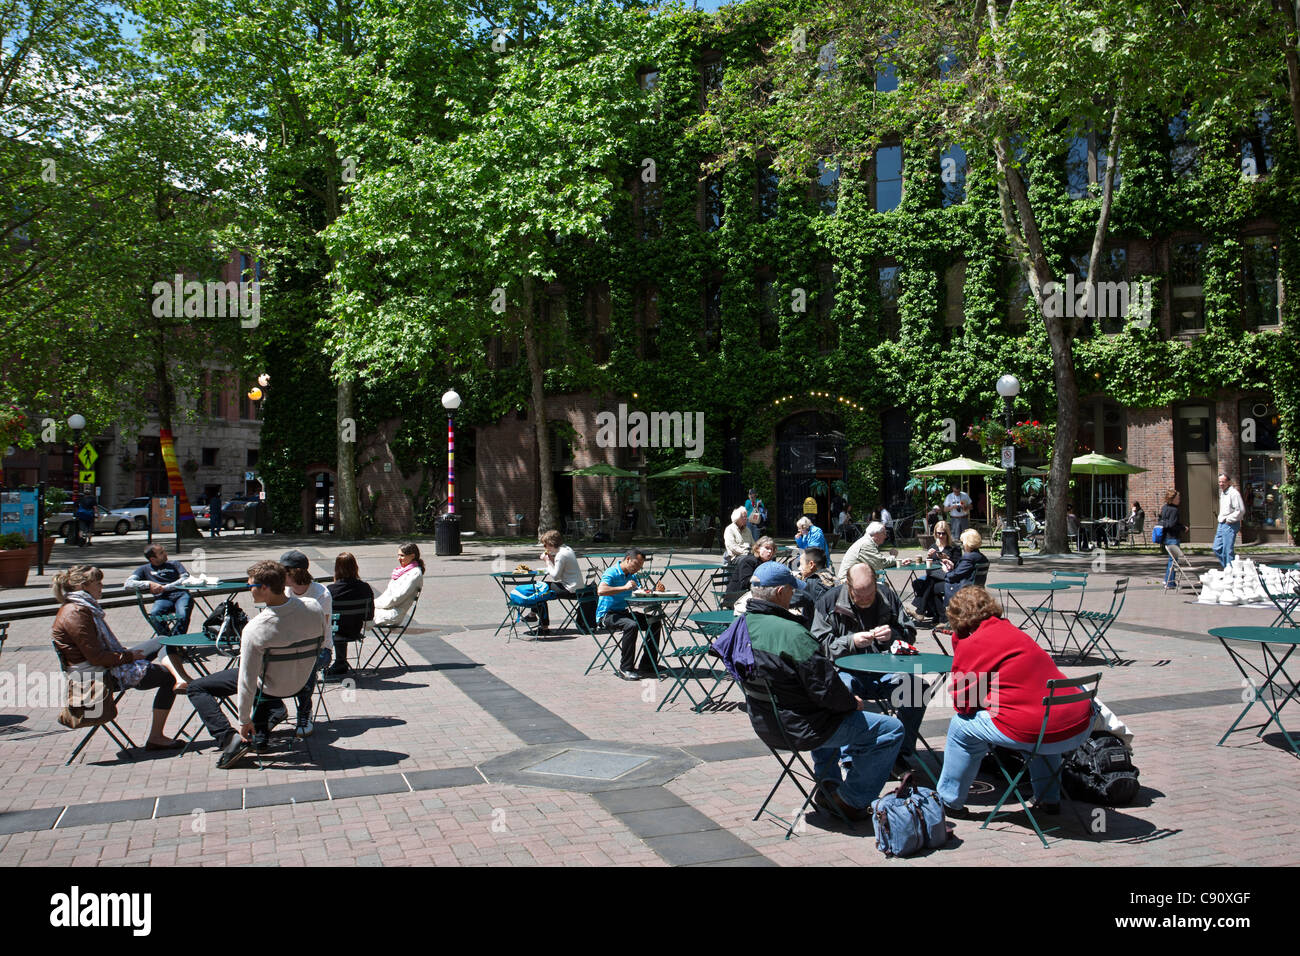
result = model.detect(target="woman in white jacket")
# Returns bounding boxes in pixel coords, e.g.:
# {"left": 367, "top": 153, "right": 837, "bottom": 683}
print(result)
{"left": 374, "top": 542, "right": 424, "bottom": 625}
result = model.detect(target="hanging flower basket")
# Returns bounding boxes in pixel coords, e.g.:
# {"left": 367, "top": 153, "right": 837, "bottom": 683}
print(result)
{"left": 966, "top": 419, "right": 1053, "bottom": 458}
{"left": 0, "top": 405, "right": 30, "bottom": 450}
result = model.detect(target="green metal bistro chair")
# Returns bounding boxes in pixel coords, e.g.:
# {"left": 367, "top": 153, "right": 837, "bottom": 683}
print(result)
{"left": 556, "top": 583, "right": 599, "bottom": 634}
{"left": 134, "top": 590, "right": 184, "bottom": 637}
{"left": 250, "top": 632, "right": 326, "bottom": 768}
{"left": 329, "top": 597, "right": 374, "bottom": 673}
{"left": 1066, "top": 578, "right": 1129, "bottom": 666}
{"left": 1258, "top": 567, "right": 1299, "bottom": 629}
{"left": 362, "top": 589, "right": 421, "bottom": 672}
{"left": 492, "top": 573, "right": 541, "bottom": 642}
{"left": 739, "top": 676, "right": 852, "bottom": 839}
{"left": 1025, "top": 570, "right": 1088, "bottom": 655}
{"left": 657, "top": 617, "right": 733, "bottom": 712}
{"left": 51, "top": 642, "right": 138, "bottom": 765}
{"left": 982, "top": 673, "right": 1102, "bottom": 848}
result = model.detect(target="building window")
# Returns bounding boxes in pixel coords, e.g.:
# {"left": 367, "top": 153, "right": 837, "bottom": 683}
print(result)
{"left": 700, "top": 168, "right": 724, "bottom": 232}
{"left": 702, "top": 279, "right": 722, "bottom": 351}
{"left": 944, "top": 262, "right": 965, "bottom": 343}
{"left": 940, "top": 144, "right": 967, "bottom": 207}
{"left": 1169, "top": 111, "right": 1197, "bottom": 178}
{"left": 1006, "top": 266, "right": 1031, "bottom": 327}
{"left": 584, "top": 284, "right": 612, "bottom": 362}
{"left": 1066, "top": 125, "right": 1122, "bottom": 200}
{"left": 813, "top": 159, "right": 839, "bottom": 214}
{"left": 757, "top": 273, "right": 779, "bottom": 350}
{"left": 817, "top": 262, "right": 838, "bottom": 354}
{"left": 1069, "top": 245, "right": 1128, "bottom": 335}
{"left": 542, "top": 290, "right": 567, "bottom": 369}
{"left": 207, "top": 372, "right": 223, "bottom": 418}
{"left": 817, "top": 40, "right": 837, "bottom": 82}
{"left": 1239, "top": 400, "right": 1285, "bottom": 530}
{"left": 878, "top": 263, "right": 900, "bottom": 337}
{"left": 756, "top": 158, "right": 779, "bottom": 221}
{"left": 874, "top": 144, "right": 903, "bottom": 212}
{"left": 637, "top": 67, "right": 658, "bottom": 91}
{"left": 1240, "top": 110, "right": 1274, "bottom": 179}
{"left": 1170, "top": 239, "right": 1205, "bottom": 333}
{"left": 699, "top": 53, "right": 723, "bottom": 108}
{"left": 637, "top": 284, "right": 660, "bottom": 360}
{"left": 247, "top": 448, "right": 259, "bottom": 467}
{"left": 201, "top": 447, "right": 218, "bottom": 467}
{"left": 875, "top": 57, "right": 898, "bottom": 92}
{"left": 1242, "top": 235, "right": 1281, "bottom": 327}
{"left": 635, "top": 174, "right": 662, "bottom": 240}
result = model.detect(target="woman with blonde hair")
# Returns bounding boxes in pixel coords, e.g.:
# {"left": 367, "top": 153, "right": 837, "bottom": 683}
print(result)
{"left": 910, "top": 520, "right": 961, "bottom": 622}
{"left": 51, "top": 565, "right": 189, "bottom": 750}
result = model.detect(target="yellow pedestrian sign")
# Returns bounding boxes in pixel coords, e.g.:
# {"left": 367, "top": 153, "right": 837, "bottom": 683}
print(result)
{"left": 78, "top": 443, "right": 98, "bottom": 470}
{"left": 79, "top": 470, "right": 96, "bottom": 484}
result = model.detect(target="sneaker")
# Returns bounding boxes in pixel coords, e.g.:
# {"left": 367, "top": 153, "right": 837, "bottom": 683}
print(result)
{"left": 1030, "top": 800, "right": 1061, "bottom": 815}
{"left": 617, "top": 668, "right": 642, "bottom": 681}
{"left": 216, "top": 734, "right": 251, "bottom": 770}
{"left": 295, "top": 718, "right": 314, "bottom": 739}
{"left": 943, "top": 803, "right": 976, "bottom": 820}
{"left": 821, "top": 785, "right": 872, "bottom": 823}
{"left": 250, "top": 731, "right": 270, "bottom": 753}
{"left": 521, "top": 610, "right": 539, "bottom": 623}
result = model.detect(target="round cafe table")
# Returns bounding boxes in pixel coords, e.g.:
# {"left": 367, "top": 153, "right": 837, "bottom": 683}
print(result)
{"left": 1208, "top": 626, "right": 1300, "bottom": 756}
{"left": 663, "top": 563, "right": 725, "bottom": 617}
{"left": 989, "top": 581, "right": 1072, "bottom": 650}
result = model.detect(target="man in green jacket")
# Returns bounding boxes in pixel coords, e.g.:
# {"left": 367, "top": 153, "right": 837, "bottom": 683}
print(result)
{"left": 742, "top": 562, "right": 904, "bottom": 822}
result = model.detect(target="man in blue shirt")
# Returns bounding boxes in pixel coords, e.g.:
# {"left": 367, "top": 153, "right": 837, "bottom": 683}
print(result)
{"left": 597, "top": 548, "right": 660, "bottom": 681}
{"left": 123, "top": 544, "right": 193, "bottom": 634}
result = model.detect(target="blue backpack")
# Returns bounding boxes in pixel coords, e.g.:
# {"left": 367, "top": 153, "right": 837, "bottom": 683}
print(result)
{"left": 871, "top": 773, "right": 948, "bottom": 857}
{"left": 1151, "top": 525, "right": 1164, "bottom": 544}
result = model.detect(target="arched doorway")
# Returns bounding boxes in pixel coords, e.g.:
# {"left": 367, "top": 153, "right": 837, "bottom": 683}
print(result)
{"left": 776, "top": 411, "right": 847, "bottom": 537}
{"left": 301, "top": 466, "right": 335, "bottom": 534}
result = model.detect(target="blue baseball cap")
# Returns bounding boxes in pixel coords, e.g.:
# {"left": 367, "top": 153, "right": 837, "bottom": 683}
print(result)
{"left": 751, "top": 561, "right": 805, "bottom": 591}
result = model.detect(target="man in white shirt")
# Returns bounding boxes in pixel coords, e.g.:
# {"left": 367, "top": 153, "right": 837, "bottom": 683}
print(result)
{"left": 944, "top": 485, "right": 972, "bottom": 537}
{"left": 185, "top": 561, "right": 323, "bottom": 769}
{"left": 723, "top": 507, "right": 754, "bottom": 563}
{"left": 1214, "top": 473, "right": 1246, "bottom": 569}
{"left": 280, "top": 549, "right": 331, "bottom": 739}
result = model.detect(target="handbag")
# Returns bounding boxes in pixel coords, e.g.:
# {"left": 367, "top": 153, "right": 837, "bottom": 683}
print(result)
{"left": 870, "top": 772, "right": 949, "bottom": 857}
{"left": 58, "top": 669, "right": 118, "bottom": 729}
{"left": 508, "top": 582, "right": 552, "bottom": 607}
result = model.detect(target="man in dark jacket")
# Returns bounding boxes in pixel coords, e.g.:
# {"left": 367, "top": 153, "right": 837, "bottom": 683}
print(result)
{"left": 812, "top": 564, "right": 930, "bottom": 768}
{"left": 743, "top": 562, "right": 903, "bottom": 821}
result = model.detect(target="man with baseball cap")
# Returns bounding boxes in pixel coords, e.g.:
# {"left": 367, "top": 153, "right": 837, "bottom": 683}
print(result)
{"left": 279, "top": 549, "right": 332, "bottom": 739}
{"left": 741, "top": 561, "right": 903, "bottom": 823}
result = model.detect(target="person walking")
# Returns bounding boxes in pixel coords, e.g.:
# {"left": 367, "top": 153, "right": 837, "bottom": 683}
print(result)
{"left": 208, "top": 487, "right": 222, "bottom": 537}
{"left": 1214, "top": 473, "right": 1245, "bottom": 569}
{"left": 1159, "top": 490, "right": 1185, "bottom": 589}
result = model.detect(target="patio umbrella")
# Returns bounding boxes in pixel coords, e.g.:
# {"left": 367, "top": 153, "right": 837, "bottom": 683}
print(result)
{"left": 647, "top": 462, "right": 730, "bottom": 524}
{"left": 910, "top": 456, "right": 1006, "bottom": 477}
{"left": 564, "top": 463, "right": 641, "bottom": 521}
{"left": 1069, "top": 453, "right": 1147, "bottom": 520}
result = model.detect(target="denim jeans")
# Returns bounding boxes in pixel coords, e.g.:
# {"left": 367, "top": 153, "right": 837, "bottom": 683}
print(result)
{"left": 837, "top": 670, "right": 928, "bottom": 758}
{"left": 936, "top": 710, "right": 1093, "bottom": 809}
{"left": 1163, "top": 536, "right": 1180, "bottom": 586}
{"left": 151, "top": 591, "right": 193, "bottom": 633}
{"left": 295, "top": 647, "right": 332, "bottom": 720}
{"left": 1213, "top": 522, "right": 1239, "bottom": 570}
{"left": 811, "top": 710, "right": 904, "bottom": 810}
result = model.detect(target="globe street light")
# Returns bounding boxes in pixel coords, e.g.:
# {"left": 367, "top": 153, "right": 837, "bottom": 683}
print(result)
{"left": 995, "top": 375, "right": 1022, "bottom": 564}
{"left": 438, "top": 389, "right": 463, "bottom": 556}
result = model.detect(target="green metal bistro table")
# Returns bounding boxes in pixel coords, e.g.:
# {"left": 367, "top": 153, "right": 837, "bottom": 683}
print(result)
{"left": 663, "top": 563, "right": 724, "bottom": 618}
{"left": 990, "top": 581, "right": 1072, "bottom": 651}
{"left": 174, "top": 580, "right": 250, "bottom": 619}
{"left": 657, "top": 610, "right": 738, "bottom": 712}
{"left": 883, "top": 561, "right": 943, "bottom": 597}
{"left": 582, "top": 552, "right": 628, "bottom": 575}
{"left": 625, "top": 594, "right": 687, "bottom": 682}
{"left": 1208, "top": 626, "right": 1300, "bottom": 756}
{"left": 158, "top": 631, "right": 237, "bottom": 750}
{"left": 836, "top": 651, "right": 954, "bottom": 785}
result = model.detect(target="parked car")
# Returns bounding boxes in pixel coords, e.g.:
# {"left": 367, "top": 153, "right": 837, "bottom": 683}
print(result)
{"left": 43, "top": 505, "right": 132, "bottom": 537}
{"left": 217, "top": 495, "right": 261, "bottom": 530}
{"left": 112, "top": 496, "right": 153, "bottom": 530}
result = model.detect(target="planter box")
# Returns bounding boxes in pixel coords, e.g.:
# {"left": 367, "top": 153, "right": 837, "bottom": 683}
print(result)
{"left": 0, "top": 548, "right": 33, "bottom": 589}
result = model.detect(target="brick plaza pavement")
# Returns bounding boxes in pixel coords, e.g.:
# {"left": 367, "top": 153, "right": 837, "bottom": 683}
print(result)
{"left": 0, "top": 535, "right": 1297, "bottom": 866}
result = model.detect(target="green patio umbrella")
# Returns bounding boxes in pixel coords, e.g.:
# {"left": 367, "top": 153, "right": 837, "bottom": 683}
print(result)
{"left": 564, "top": 463, "right": 641, "bottom": 521}
{"left": 910, "top": 456, "right": 1005, "bottom": 477}
{"left": 647, "top": 462, "right": 731, "bottom": 524}
{"left": 1069, "top": 453, "right": 1147, "bottom": 520}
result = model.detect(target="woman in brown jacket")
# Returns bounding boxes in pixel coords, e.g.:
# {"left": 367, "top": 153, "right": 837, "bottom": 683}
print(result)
{"left": 51, "top": 566, "right": 189, "bottom": 750}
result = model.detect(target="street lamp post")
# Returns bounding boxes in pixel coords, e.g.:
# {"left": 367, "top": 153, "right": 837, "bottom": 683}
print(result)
{"left": 995, "top": 375, "right": 1022, "bottom": 565}
{"left": 437, "top": 389, "right": 463, "bottom": 556}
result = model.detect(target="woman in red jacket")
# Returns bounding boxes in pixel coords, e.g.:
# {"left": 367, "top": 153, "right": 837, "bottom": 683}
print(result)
{"left": 936, "top": 586, "right": 1095, "bottom": 817}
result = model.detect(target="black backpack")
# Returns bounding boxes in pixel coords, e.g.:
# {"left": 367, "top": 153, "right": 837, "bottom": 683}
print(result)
{"left": 1061, "top": 732, "right": 1140, "bottom": 806}
{"left": 203, "top": 597, "right": 249, "bottom": 655}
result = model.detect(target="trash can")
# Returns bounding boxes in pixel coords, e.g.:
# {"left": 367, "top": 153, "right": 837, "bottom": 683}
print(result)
{"left": 435, "top": 514, "right": 462, "bottom": 556}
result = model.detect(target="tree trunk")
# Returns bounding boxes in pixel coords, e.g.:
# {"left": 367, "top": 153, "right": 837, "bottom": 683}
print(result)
{"left": 1277, "top": 0, "right": 1300, "bottom": 155}
{"left": 522, "top": 277, "right": 558, "bottom": 535}
{"left": 335, "top": 375, "right": 362, "bottom": 538}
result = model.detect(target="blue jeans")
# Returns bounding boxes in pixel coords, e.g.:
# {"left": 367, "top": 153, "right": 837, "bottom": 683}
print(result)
{"left": 1163, "top": 536, "right": 1180, "bottom": 586}
{"left": 837, "top": 670, "right": 928, "bottom": 758}
{"left": 295, "top": 647, "right": 332, "bottom": 720}
{"left": 151, "top": 591, "right": 193, "bottom": 633}
{"left": 936, "top": 710, "right": 1093, "bottom": 809}
{"left": 811, "top": 710, "right": 904, "bottom": 810}
{"left": 1213, "top": 522, "right": 1239, "bottom": 569}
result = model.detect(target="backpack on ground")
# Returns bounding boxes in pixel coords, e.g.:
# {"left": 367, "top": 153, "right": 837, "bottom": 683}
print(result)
{"left": 204, "top": 597, "right": 249, "bottom": 655}
{"left": 870, "top": 772, "right": 948, "bottom": 857}
{"left": 1061, "top": 731, "right": 1140, "bottom": 805}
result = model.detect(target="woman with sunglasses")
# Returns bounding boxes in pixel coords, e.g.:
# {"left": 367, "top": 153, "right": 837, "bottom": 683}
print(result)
{"left": 910, "top": 521, "right": 961, "bottom": 623}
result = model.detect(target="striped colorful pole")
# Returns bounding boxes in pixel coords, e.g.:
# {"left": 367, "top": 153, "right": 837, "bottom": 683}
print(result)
{"left": 447, "top": 413, "right": 455, "bottom": 515}
{"left": 158, "top": 427, "right": 197, "bottom": 532}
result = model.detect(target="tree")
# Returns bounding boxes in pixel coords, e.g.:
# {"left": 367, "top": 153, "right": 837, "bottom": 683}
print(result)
{"left": 328, "top": 0, "right": 652, "bottom": 534}
{"left": 705, "top": 0, "right": 1228, "bottom": 552}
